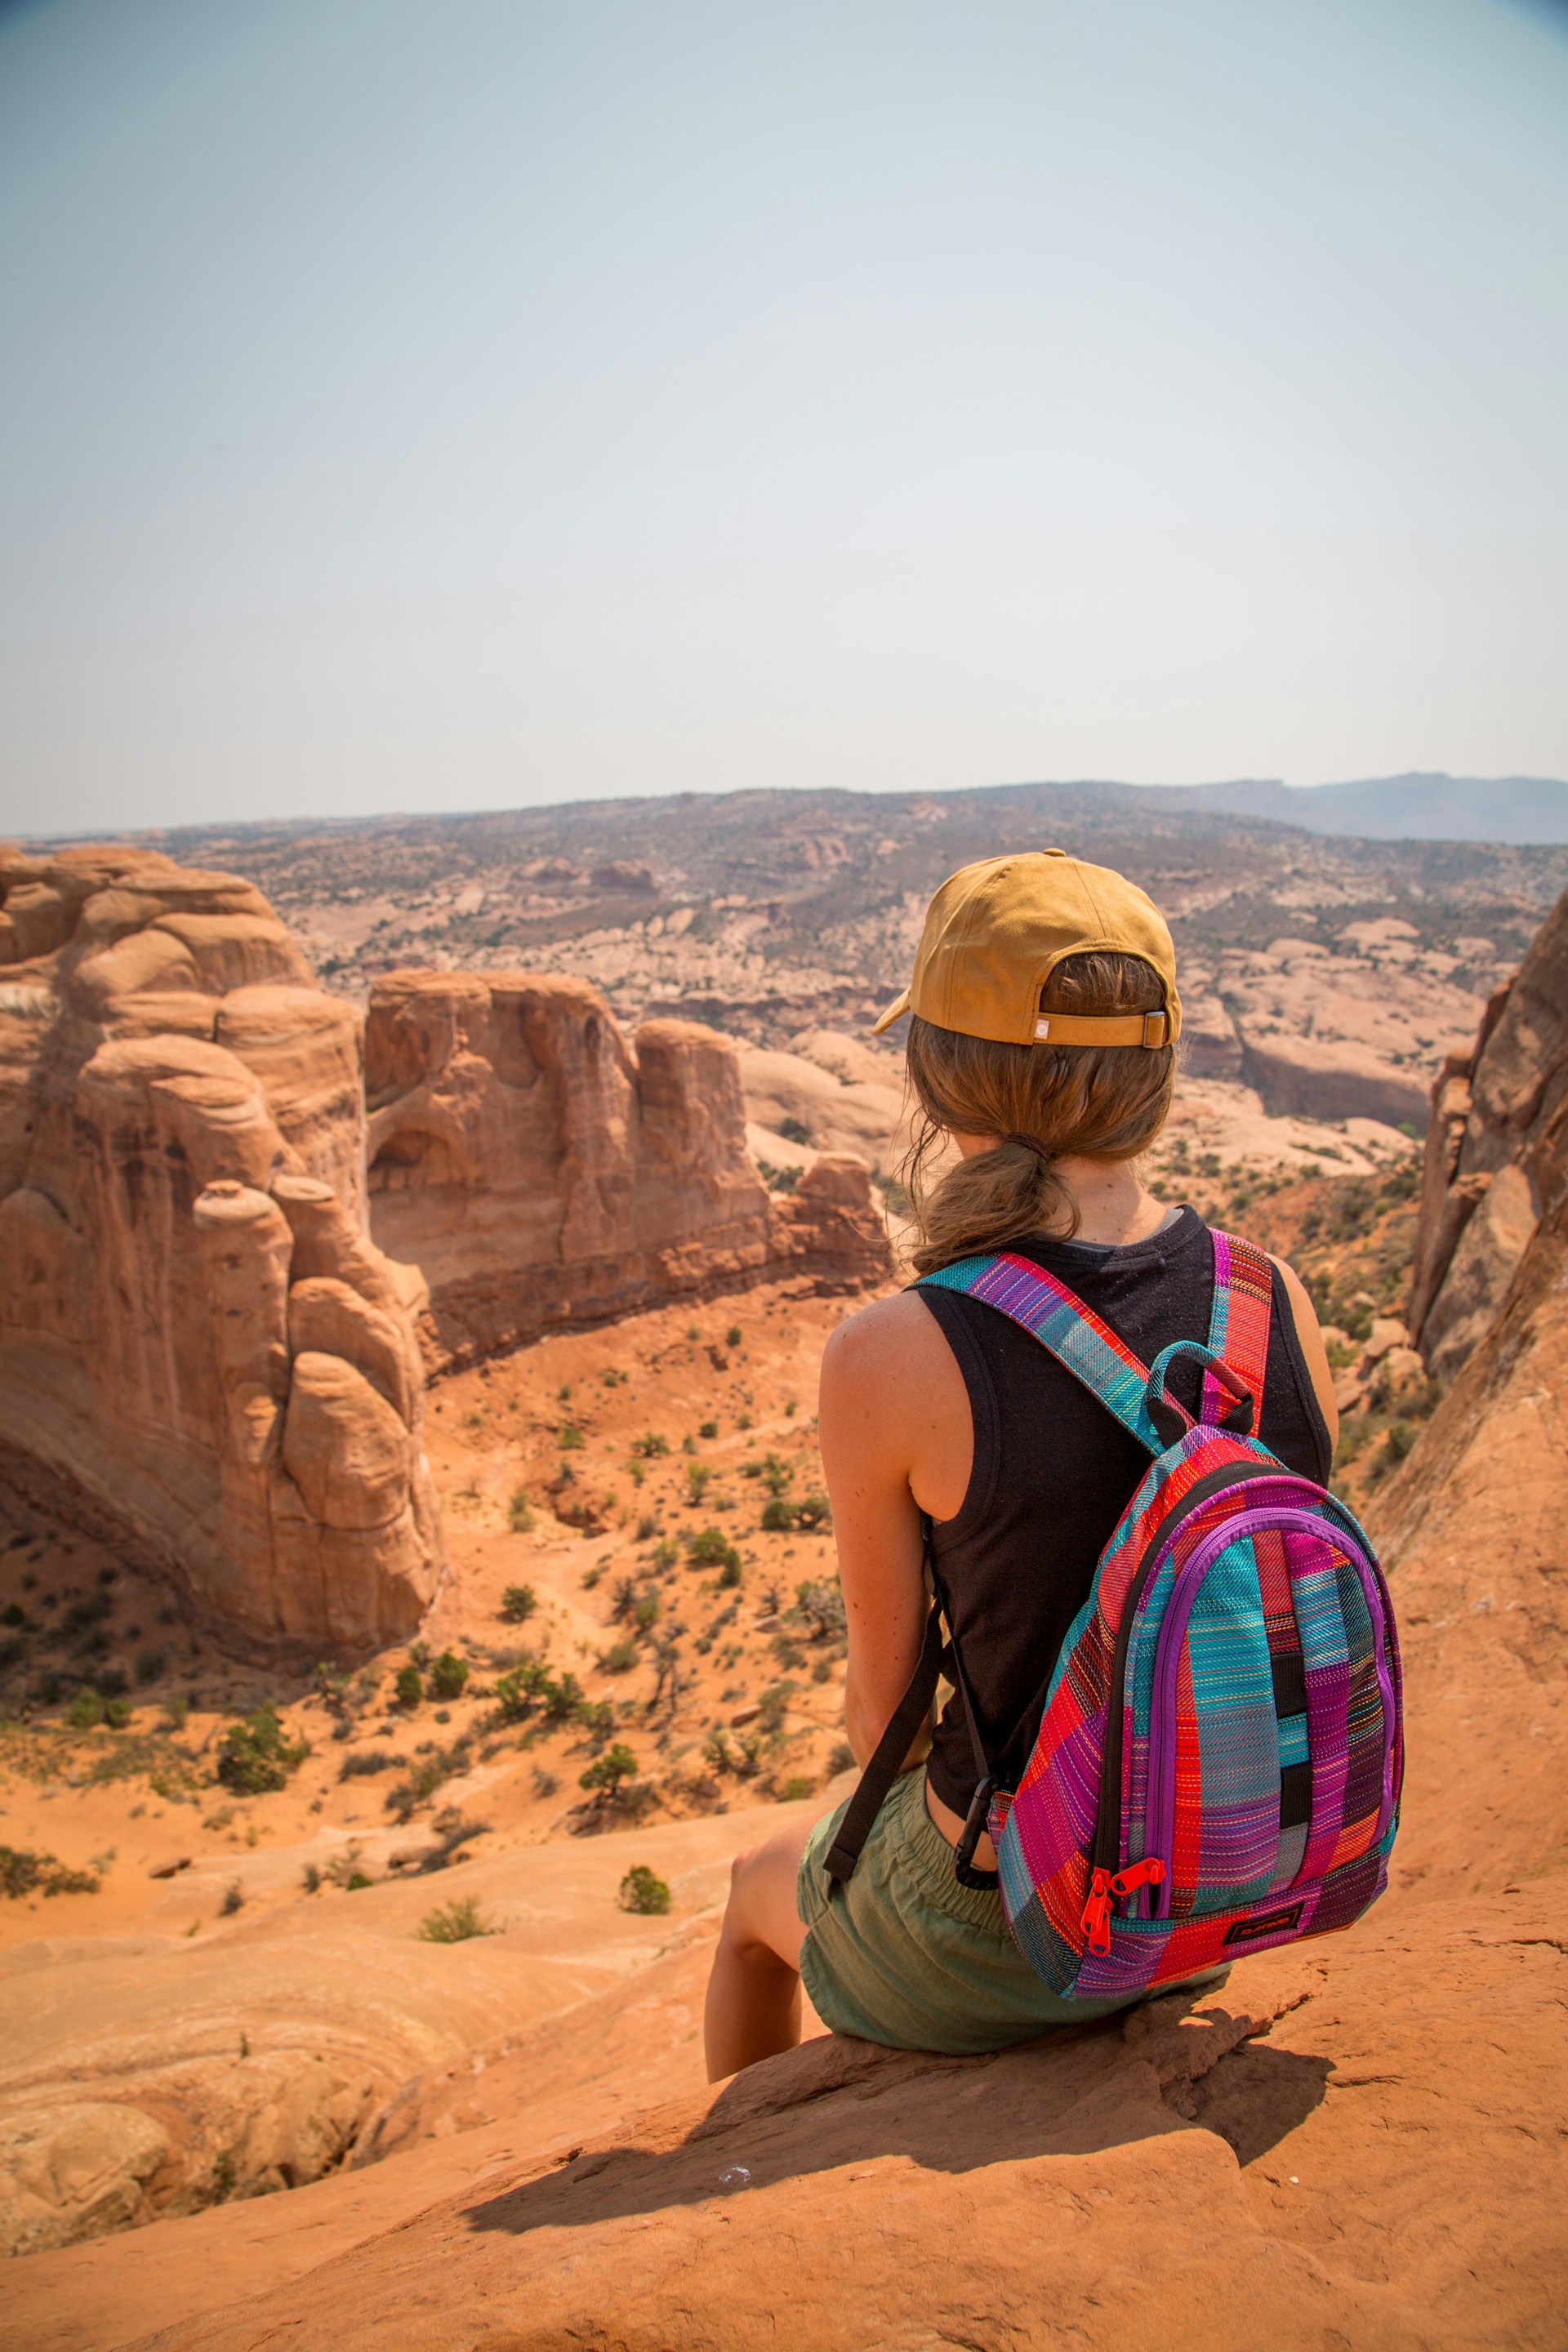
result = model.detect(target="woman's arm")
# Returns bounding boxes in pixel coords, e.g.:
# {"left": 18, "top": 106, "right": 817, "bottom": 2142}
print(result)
{"left": 817, "top": 1292, "right": 972, "bottom": 1767}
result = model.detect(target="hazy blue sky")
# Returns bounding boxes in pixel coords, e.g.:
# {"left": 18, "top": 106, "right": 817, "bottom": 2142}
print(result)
{"left": 2, "top": 0, "right": 1566, "bottom": 835}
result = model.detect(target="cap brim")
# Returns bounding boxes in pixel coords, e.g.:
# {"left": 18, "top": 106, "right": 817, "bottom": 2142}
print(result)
{"left": 871, "top": 987, "right": 911, "bottom": 1036}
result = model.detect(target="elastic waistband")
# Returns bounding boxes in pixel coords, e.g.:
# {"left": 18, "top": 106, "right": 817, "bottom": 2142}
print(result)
{"left": 884, "top": 1768, "right": 1009, "bottom": 1932}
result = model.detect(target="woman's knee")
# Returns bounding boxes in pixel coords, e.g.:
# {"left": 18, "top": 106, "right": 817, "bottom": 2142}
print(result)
{"left": 720, "top": 1827, "right": 808, "bottom": 1967}
{"left": 721, "top": 1843, "right": 771, "bottom": 1937}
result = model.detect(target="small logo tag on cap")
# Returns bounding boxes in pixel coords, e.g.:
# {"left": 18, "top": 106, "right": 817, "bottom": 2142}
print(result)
{"left": 1035, "top": 1018, "right": 1051, "bottom": 1040}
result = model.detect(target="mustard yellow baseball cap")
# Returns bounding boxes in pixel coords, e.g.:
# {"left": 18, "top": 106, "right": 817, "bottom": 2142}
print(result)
{"left": 871, "top": 849, "right": 1182, "bottom": 1049}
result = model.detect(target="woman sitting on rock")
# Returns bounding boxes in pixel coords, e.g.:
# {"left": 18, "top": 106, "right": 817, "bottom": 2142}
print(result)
{"left": 704, "top": 849, "right": 1339, "bottom": 2075}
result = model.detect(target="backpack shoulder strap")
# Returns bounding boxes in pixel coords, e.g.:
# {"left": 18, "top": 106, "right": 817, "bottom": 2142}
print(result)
{"left": 919, "top": 1251, "right": 1162, "bottom": 1452}
{"left": 1204, "top": 1229, "right": 1273, "bottom": 1423}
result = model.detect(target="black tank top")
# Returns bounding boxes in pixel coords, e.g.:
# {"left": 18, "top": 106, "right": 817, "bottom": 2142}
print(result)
{"left": 919, "top": 1206, "right": 1333, "bottom": 1820}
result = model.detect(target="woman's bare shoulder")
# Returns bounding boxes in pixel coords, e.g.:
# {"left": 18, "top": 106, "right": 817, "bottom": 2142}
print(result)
{"left": 819, "top": 1289, "right": 961, "bottom": 1414}
{"left": 822, "top": 1286, "right": 947, "bottom": 1369}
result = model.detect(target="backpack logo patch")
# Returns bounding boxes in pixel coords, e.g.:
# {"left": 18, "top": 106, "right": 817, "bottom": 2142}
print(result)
{"left": 1224, "top": 1902, "right": 1305, "bottom": 1947}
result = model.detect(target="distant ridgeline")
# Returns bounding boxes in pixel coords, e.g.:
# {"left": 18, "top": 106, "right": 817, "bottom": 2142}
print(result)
{"left": 88, "top": 775, "right": 1568, "bottom": 1135}
{"left": 1156, "top": 773, "right": 1568, "bottom": 844}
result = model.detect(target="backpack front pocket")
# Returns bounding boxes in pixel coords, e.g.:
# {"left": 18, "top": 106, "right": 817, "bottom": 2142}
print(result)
{"left": 1138, "top": 1506, "right": 1400, "bottom": 1923}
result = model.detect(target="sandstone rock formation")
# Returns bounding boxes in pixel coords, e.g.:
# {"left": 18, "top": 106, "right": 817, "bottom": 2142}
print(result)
{"left": 0, "top": 1797, "right": 803, "bottom": 2267}
{"left": 41, "top": 1881, "right": 1564, "bottom": 2352}
{"left": 363, "top": 972, "right": 890, "bottom": 1367}
{"left": 0, "top": 845, "right": 442, "bottom": 1657}
{"left": 1369, "top": 1139, "right": 1568, "bottom": 1900}
{"left": 1202, "top": 931, "right": 1484, "bottom": 1132}
{"left": 737, "top": 1035, "right": 909, "bottom": 1174}
{"left": 1176, "top": 987, "right": 1244, "bottom": 1080}
{"left": 1407, "top": 884, "right": 1568, "bottom": 1378}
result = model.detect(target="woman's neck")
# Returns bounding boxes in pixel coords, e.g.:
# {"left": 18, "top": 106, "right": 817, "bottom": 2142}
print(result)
{"left": 1048, "top": 1155, "right": 1170, "bottom": 1247}
{"left": 949, "top": 1132, "right": 1169, "bottom": 1248}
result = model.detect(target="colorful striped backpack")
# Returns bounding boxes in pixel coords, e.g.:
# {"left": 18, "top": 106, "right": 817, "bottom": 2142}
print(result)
{"left": 826, "top": 1231, "right": 1404, "bottom": 2001}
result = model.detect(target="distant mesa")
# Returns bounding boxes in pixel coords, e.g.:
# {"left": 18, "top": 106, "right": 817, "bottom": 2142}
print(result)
{"left": 0, "top": 843, "right": 443, "bottom": 1659}
{"left": 1162, "top": 771, "right": 1568, "bottom": 845}
{"left": 588, "top": 859, "right": 657, "bottom": 894}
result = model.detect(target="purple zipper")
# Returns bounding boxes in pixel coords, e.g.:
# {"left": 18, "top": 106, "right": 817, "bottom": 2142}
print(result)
{"left": 1141, "top": 1507, "right": 1395, "bottom": 1922}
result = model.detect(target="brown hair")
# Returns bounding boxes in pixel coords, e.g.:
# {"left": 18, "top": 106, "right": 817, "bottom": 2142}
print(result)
{"left": 902, "top": 951, "right": 1174, "bottom": 1274}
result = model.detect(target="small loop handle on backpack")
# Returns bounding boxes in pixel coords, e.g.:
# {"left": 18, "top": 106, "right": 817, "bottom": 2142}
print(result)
{"left": 953, "top": 1774, "right": 998, "bottom": 1891}
{"left": 1145, "top": 1339, "right": 1256, "bottom": 1449}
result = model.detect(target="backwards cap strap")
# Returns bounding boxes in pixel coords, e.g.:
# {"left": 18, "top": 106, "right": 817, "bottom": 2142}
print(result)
{"left": 919, "top": 1252, "right": 1161, "bottom": 1452}
{"left": 1203, "top": 1229, "right": 1273, "bottom": 1427}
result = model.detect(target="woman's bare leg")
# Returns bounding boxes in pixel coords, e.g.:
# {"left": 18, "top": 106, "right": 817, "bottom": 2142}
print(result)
{"left": 704, "top": 1819, "right": 813, "bottom": 2082}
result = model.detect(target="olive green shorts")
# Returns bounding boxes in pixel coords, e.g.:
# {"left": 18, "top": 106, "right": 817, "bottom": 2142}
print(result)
{"left": 797, "top": 1766, "right": 1225, "bottom": 2056}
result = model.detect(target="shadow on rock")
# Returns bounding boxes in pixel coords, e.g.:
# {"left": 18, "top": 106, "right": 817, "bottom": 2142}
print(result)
{"left": 464, "top": 1981, "right": 1327, "bottom": 2243}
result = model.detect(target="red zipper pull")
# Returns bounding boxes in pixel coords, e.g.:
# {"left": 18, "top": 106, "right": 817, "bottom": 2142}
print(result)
{"left": 1109, "top": 1856, "right": 1166, "bottom": 1900}
{"left": 1080, "top": 1866, "right": 1113, "bottom": 1955}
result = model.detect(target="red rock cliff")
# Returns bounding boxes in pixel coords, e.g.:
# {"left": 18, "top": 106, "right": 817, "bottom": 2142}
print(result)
{"left": 365, "top": 970, "right": 890, "bottom": 1367}
{"left": 0, "top": 845, "right": 443, "bottom": 1658}
{"left": 1406, "top": 884, "right": 1568, "bottom": 1379}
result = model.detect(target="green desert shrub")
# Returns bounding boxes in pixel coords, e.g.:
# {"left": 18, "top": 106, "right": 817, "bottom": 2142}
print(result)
{"left": 686, "top": 1528, "right": 741, "bottom": 1574}
{"left": 761, "top": 1493, "right": 831, "bottom": 1535}
{"left": 618, "top": 1864, "right": 670, "bottom": 1915}
{"left": 394, "top": 1664, "right": 423, "bottom": 1709}
{"left": 216, "top": 1706, "right": 308, "bottom": 1795}
{"left": 793, "top": 1578, "right": 847, "bottom": 1642}
{"left": 500, "top": 1582, "right": 537, "bottom": 1624}
{"left": 428, "top": 1650, "right": 470, "bottom": 1702}
{"left": 492, "top": 1658, "right": 552, "bottom": 1723}
{"left": 579, "top": 1743, "right": 639, "bottom": 1800}
{"left": 542, "top": 1672, "right": 582, "bottom": 1722}
{"left": 506, "top": 1490, "right": 536, "bottom": 1535}
{"left": 0, "top": 1845, "right": 99, "bottom": 1899}
{"left": 67, "top": 1686, "right": 105, "bottom": 1731}
{"left": 417, "top": 1894, "right": 496, "bottom": 1943}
